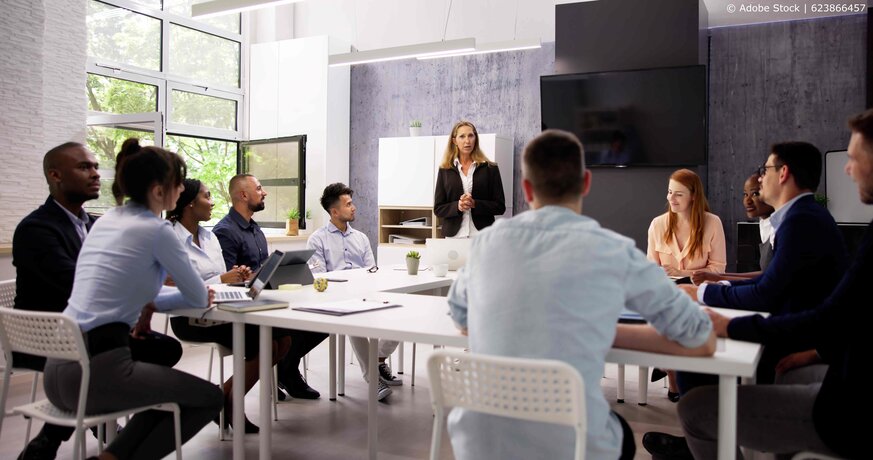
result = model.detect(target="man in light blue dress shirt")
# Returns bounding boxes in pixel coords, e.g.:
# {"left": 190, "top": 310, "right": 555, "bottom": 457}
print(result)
{"left": 308, "top": 183, "right": 402, "bottom": 401}
{"left": 447, "top": 130, "right": 715, "bottom": 460}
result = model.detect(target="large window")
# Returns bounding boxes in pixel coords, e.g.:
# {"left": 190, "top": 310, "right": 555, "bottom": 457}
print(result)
{"left": 85, "top": 0, "right": 244, "bottom": 218}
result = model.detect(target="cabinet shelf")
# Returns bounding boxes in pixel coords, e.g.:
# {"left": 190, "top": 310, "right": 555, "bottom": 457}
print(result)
{"left": 381, "top": 225, "right": 434, "bottom": 229}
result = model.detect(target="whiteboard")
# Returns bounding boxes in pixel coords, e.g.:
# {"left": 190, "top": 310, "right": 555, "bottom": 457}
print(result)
{"left": 826, "top": 150, "right": 873, "bottom": 223}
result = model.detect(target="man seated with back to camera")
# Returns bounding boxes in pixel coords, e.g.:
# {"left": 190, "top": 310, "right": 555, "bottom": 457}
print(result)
{"left": 307, "top": 182, "right": 403, "bottom": 402}
{"left": 213, "top": 173, "right": 327, "bottom": 400}
{"left": 12, "top": 142, "right": 183, "bottom": 460}
{"left": 447, "top": 129, "right": 716, "bottom": 460}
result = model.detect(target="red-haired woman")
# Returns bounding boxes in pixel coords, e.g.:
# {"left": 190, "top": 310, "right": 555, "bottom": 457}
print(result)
{"left": 646, "top": 169, "right": 726, "bottom": 401}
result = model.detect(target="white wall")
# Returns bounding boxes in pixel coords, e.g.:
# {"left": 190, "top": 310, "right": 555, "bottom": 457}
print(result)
{"left": 0, "top": 0, "right": 87, "bottom": 244}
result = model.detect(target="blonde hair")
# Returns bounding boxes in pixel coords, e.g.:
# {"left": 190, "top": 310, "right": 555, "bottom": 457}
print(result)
{"left": 439, "top": 121, "right": 493, "bottom": 169}
{"left": 663, "top": 169, "right": 711, "bottom": 260}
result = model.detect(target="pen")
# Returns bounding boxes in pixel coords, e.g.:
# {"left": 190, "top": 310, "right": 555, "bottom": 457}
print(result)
{"left": 362, "top": 298, "right": 390, "bottom": 304}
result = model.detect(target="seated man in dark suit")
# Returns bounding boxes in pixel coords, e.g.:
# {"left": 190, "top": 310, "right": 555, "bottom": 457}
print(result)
{"left": 644, "top": 142, "right": 850, "bottom": 458}
{"left": 214, "top": 173, "right": 326, "bottom": 400}
{"left": 650, "top": 109, "right": 873, "bottom": 460}
{"left": 12, "top": 142, "right": 182, "bottom": 460}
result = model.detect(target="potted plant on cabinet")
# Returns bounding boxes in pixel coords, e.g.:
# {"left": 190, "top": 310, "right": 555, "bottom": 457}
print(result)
{"left": 286, "top": 208, "right": 300, "bottom": 236}
{"left": 406, "top": 250, "right": 421, "bottom": 275}
{"left": 409, "top": 120, "right": 422, "bottom": 137}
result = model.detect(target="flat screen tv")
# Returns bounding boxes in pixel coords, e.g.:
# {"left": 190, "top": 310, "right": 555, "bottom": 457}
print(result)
{"left": 540, "top": 65, "right": 707, "bottom": 167}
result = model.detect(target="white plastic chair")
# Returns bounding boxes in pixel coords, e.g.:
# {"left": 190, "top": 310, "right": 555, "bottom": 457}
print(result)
{"left": 427, "top": 350, "right": 587, "bottom": 460}
{"left": 0, "top": 279, "right": 42, "bottom": 448}
{"left": 792, "top": 452, "right": 846, "bottom": 459}
{"left": 0, "top": 308, "right": 183, "bottom": 460}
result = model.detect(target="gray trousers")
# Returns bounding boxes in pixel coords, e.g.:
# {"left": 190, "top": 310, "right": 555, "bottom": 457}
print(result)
{"left": 678, "top": 365, "right": 838, "bottom": 459}
{"left": 44, "top": 347, "right": 223, "bottom": 460}
{"left": 349, "top": 337, "right": 399, "bottom": 382}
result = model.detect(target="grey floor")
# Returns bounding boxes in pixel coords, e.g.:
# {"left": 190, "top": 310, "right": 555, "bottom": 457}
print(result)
{"left": 0, "top": 331, "right": 686, "bottom": 459}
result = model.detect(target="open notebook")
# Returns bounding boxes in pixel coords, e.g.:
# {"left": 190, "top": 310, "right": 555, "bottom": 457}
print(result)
{"left": 216, "top": 250, "right": 288, "bottom": 313}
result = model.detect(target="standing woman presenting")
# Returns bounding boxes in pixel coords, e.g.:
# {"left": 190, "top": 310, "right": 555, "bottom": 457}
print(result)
{"left": 43, "top": 139, "right": 222, "bottom": 460}
{"left": 434, "top": 121, "right": 506, "bottom": 238}
{"left": 646, "top": 168, "right": 725, "bottom": 401}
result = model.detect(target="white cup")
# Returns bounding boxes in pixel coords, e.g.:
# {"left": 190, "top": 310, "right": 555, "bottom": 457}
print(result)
{"left": 433, "top": 263, "right": 449, "bottom": 277}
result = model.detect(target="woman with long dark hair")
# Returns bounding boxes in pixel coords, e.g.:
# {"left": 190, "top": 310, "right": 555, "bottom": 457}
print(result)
{"left": 43, "top": 139, "right": 221, "bottom": 460}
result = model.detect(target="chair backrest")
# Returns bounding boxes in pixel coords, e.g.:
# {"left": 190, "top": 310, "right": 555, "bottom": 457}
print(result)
{"left": 0, "top": 279, "right": 16, "bottom": 309}
{"left": 0, "top": 308, "right": 86, "bottom": 364}
{"left": 427, "top": 350, "right": 587, "bottom": 454}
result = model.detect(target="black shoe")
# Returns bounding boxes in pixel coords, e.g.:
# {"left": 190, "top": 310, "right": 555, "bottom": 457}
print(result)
{"left": 642, "top": 432, "right": 694, "bottom": 460}
{"left": 651, "top": 367, "right": 668, "bottom": 382}
{"left": 667, "top": 391, "right": 681, "bottom": 403}
{"left": 280, "top": 370, "right": 320, "bottom": 400}
{"left": 17, "top": 431, "right": 61, "bottom": 460}
{"left": 214, "top": 399, "right": 260, "bottom": 434}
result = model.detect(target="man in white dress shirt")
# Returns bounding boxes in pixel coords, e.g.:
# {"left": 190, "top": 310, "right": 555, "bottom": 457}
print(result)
{"left": 308, "top": 183, "right": 402, "bottom": 401}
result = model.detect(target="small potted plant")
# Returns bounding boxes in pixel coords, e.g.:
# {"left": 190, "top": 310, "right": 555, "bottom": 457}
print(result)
{"left": 409, "top": 120, "right": 422, "bottom": 137}
{"left": 406, "top": 250, "right": 421, "bottom": 275}
{"left": 286, "top": 208, "right": 300, "bottom": 236}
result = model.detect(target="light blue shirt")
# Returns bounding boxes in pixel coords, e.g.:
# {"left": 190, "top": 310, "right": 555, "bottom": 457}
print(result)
{"left": 171, "top": 222, "right": 227, "bottom": 285}
{"left": 447, "top": 206, "right": 712, "bottom": 460}
{"left": 307, "top": 221, "right": 375, "bottom": 273}
{"left": 64, "top": 203, "right": 209, "bottom": 332}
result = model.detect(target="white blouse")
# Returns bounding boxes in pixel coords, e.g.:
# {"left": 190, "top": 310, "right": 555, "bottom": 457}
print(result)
{"left": 172, "top": 222, "right": 227, "bottom": 285}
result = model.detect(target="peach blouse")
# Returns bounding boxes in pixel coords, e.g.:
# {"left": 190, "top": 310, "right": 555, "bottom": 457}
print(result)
{"left": 646, "top": 212, "right": 726, "bottom": 275}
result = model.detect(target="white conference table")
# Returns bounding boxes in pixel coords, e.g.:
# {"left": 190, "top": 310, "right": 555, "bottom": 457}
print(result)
{"left": 176, "top": 268, "right": 761, "bottom": 460}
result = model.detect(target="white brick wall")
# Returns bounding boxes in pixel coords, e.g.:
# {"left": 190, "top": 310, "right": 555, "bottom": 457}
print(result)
{"left": 0, "top": 0, "right": 86, "bottom": 243}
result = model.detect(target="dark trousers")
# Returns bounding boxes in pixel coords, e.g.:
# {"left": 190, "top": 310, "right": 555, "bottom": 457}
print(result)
{"left": 677, "top": 345, "right": 787, "bottom": 395}
{"left": 20, "top": 331, "right": 183, "bottom": 445}
{"left": 277, "top": 330, "right": 328, "bottom": 383}
{"left": 615, "top": 411, "right": 637, "bottom": 460}
{"left": 43, "top": 324, "right": 221, "bottom": 460}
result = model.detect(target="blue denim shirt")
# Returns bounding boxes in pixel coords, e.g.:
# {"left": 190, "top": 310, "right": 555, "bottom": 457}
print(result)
{"left": 447, "top": 206, "right": 712, "bottom": 460}
{"left": 213, "top": 207, "right": 269, "bottom": 271}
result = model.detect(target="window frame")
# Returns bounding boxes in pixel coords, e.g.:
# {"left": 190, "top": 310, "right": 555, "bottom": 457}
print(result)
{"left": 240, "top": 135, "right": 307, "bottom": 229}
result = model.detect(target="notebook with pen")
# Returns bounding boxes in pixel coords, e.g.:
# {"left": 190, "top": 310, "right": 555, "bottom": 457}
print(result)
{"left": 292, "top": 299, "right": 402, "bottom": 316}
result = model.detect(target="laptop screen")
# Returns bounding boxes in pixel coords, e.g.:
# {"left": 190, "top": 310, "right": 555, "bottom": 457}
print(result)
{"left": 425, "top": 238, "right": 471, "bottom": 271}
{"left": 248, "top": 250, "right": 283, "bottom": 299}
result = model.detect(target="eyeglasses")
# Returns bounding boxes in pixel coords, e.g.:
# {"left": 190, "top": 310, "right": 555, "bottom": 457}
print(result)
{"left": 757, "top": 163, "right": 783, "bottom": 177}
{"left": 367, "top": 266, "right": 379, "bottom": 273}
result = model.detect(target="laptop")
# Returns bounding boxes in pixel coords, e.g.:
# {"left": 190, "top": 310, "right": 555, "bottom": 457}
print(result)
{"left": 267, "top": 248, "right": 317, "bottom": 288}
{"left": 214, "top": 250, "right": 283, "bottom": 303}
{"left": 425, "top": 238, "right": 471, "bottom": 271}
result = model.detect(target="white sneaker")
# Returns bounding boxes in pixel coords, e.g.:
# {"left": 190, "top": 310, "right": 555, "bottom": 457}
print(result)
{"left": 377, "top": 380, "right": 393, "bottom": 401}
{"left": 378, "top": 362, "right": 403, "bottom": 386}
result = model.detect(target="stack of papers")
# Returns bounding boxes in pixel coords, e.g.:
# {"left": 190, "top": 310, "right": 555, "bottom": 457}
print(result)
{"left": 388, "top": 234, "right": 426, "bottom": 244}
{"left": 293, "top": 299, "right": 402, "bottom": 316}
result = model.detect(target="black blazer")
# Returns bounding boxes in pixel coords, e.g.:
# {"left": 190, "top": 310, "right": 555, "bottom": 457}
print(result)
{"left": 434, "top": 162, "right": 505, "bottom": 237}
{"left": 723, "top": 220, "right": 872, "bottom": 459}
{"left": 13, "top": 196, "right": 96, "bottom": 312}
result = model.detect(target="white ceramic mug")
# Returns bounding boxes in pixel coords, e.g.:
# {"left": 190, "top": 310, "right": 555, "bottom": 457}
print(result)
{"left": 433, "top": 263, "right": 449, "bottom": 277}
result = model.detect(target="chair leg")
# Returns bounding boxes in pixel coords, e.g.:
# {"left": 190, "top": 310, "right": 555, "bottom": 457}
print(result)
{"left": 24, "top": 372, "right": 39, "bottom": 446}
{"left": 397, "top": 342, "right": 405, "bottom": 374}
{"left": 273, "top": 365, "right": 279, "bottom": 421}
{"left": 617, "top": 364, "right": 625, "bottom": 403}
{"left": 411, "top": 342, "right": 417, "bottom": 386}
{"left": 173, "top": 406, "right": 183, "bottom": 460}
{"left": 338, "top": 335, "right": 345, "bottom": 396}
{"left": 207, "top": 346, "right": 215, "bottom": 382}
{"left": 638, "top": 366, "right": 648, "bottom": 406}
{"left": 302, "top": 353, "right": 308, "bottom": 381}
{"left": 218, "top": 350, "right": 225, "bottom": 441}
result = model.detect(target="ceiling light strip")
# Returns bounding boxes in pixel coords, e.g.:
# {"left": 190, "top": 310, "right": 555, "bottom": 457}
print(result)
{"left": 191, "top": 0, "right": 303, "bottom": 19}
{"left": 328, "top": 38, "right": 476, "bottom": 67}
{"left": 417, "top": 38, "right": 542, "bottom": 60}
